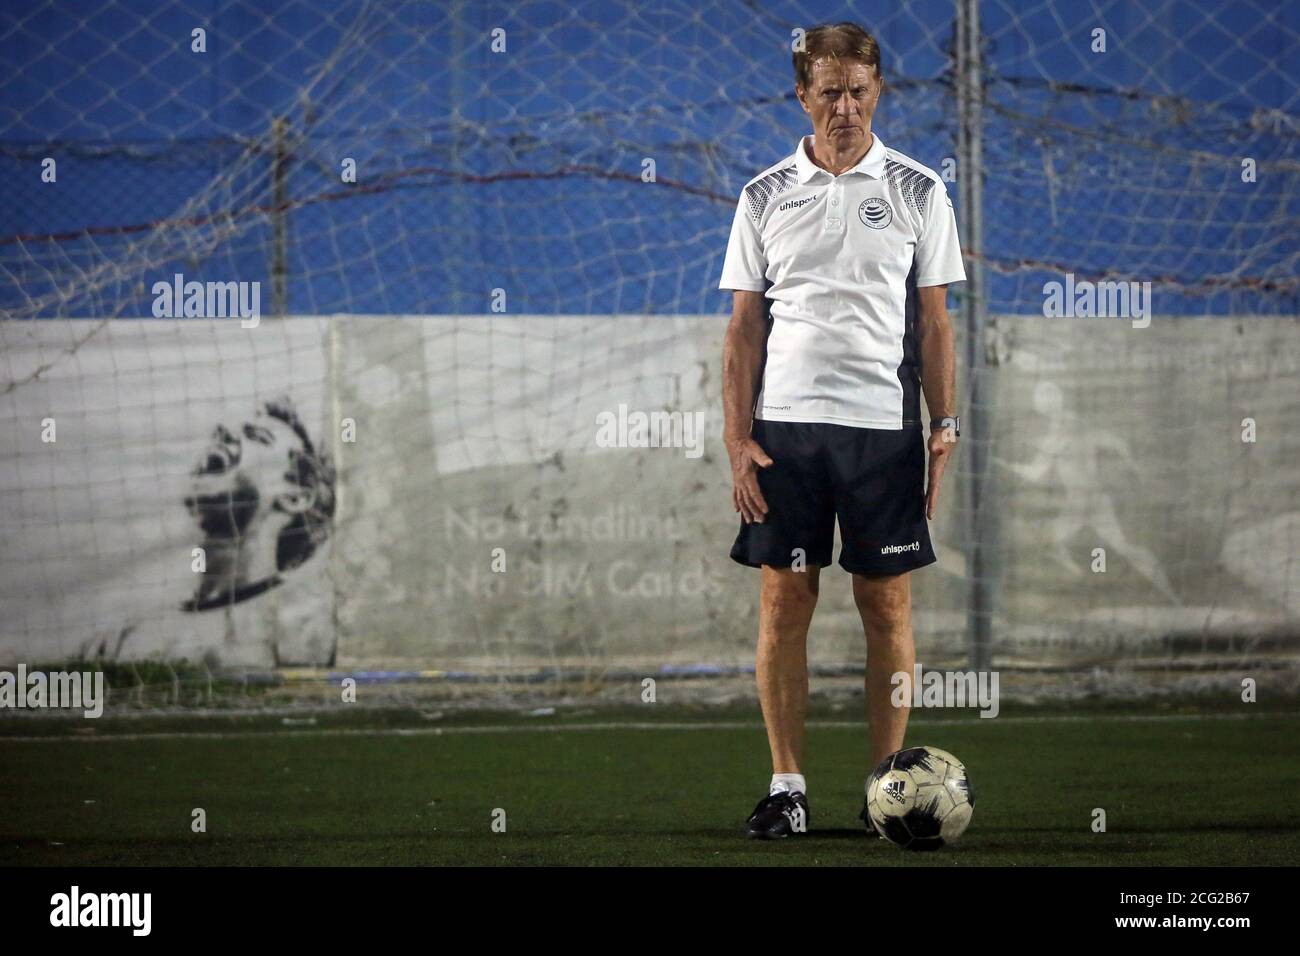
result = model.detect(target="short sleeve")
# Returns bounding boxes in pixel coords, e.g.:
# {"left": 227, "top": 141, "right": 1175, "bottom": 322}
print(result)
{"left": 718, "top": 193, "right": 768, "bottom": 291}
{"left": 914, "top": 180, "right": 967, "bottom": 288}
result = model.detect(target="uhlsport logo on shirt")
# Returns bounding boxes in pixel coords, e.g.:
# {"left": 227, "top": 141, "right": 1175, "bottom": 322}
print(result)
{"left": 858, "top": 197, "right": 893, "bottom": 229}
{"left": 778, "top": 193, "right": 818, "bottom": 212}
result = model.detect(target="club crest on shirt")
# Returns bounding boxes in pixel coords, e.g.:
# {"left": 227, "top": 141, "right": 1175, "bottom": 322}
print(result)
{"left": 858, "top": 197, "right": 893, "bottom": 230}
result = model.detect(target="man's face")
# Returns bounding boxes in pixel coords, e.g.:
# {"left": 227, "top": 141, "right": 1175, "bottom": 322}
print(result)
{"left": 187, "top": 410, "right": 309, "bottom": 538}
{"left": 797, "top": 57, "right": 882, "bottom": 151}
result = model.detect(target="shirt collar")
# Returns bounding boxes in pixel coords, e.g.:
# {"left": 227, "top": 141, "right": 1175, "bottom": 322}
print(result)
{"left": 794, "top": 132, "right": 886, "bottom": 183}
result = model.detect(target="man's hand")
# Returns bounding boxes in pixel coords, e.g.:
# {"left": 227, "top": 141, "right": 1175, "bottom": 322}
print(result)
{"left": 727, "top": 436, "right": 774, "bottom": 524}
{"left": 925, "top": 427, "right": 958, "bottom": 521}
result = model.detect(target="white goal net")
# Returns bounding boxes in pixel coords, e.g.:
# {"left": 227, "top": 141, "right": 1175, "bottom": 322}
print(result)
{"left": 0, "top": 0, "right": 1296, "bottom": 705}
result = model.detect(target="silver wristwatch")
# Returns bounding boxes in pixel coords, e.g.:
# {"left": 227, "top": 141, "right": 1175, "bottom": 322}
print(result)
{"left": 930, "top": 416, "right": 961, "bottom": 437}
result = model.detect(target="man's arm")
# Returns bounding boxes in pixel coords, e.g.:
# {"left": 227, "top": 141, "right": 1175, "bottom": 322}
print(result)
{"left": 917, "top": 283, "right": 957, "bottom": 521}
{"left": 722, "top": 289, "right": 774, "bottom": 524}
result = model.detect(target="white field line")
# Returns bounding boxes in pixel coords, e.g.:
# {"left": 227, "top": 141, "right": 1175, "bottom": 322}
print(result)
{"left": 0, "top": 709, "right": 1294, "bottom": 743}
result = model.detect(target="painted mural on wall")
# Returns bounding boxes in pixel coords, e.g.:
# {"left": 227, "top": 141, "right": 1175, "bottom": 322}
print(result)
{"left": 183, "top": 396, "right": 335, "bottom": 612}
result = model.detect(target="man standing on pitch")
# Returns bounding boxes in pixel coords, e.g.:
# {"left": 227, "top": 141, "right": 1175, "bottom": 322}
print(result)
{"left": 719, "top": 22, "right": 966, "bottom": 839}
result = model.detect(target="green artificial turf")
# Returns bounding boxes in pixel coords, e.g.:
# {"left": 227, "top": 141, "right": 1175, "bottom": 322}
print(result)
{"left": 2, "top": 705, "right": 1298, "bottom": 866}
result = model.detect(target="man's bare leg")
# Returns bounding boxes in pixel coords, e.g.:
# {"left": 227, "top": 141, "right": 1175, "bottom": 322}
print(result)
{"left": 853, "top": 571, "right": 914, "bottom": 765}
{"left": 757, "top": 564, "right": 821, "bottom": 774}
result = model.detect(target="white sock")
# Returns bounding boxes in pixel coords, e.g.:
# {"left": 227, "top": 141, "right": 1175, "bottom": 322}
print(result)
{"left": 770, "top": 773, "right": 806, "bottom": 796}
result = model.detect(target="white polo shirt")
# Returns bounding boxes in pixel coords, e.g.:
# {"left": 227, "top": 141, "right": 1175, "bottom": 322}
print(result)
{"left": 719, "top": 133, "right": 966, "bottom": 429}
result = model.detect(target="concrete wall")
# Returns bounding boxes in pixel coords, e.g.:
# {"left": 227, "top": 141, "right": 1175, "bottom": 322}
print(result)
{"left": 2, "top": 314, "right": 1296, "bottom": 671}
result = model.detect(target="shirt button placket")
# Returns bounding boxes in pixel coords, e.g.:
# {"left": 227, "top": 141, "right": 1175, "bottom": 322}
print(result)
{"left": 825, "top": 179, "right": 845, "bottom": 233}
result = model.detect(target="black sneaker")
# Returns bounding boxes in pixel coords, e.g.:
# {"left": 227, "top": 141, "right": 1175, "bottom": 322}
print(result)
{"left": 746, "top": 790, "right": 810, "bottom": 839}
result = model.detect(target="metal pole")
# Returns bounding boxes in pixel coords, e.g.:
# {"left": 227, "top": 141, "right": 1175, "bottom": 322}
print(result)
{"left": 271, "top": 116, "right": 289, "bottom": 318}
{"left": 955, "top": 0, "right": 991, "bottom": 671}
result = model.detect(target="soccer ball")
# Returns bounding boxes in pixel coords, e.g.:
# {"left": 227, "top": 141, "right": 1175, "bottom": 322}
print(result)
{"left": 865, "top": 746, "right": 974, "bottom": 850}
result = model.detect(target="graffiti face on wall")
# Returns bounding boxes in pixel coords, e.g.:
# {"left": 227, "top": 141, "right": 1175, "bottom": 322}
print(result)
{"left": 182, "top": 396, "right": 335, "bottom": 611}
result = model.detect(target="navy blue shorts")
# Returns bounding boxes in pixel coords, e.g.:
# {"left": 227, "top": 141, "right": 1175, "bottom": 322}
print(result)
{"left": 729, "top": 420, "right": 936, "bottom": 576}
